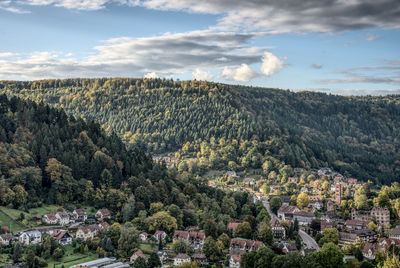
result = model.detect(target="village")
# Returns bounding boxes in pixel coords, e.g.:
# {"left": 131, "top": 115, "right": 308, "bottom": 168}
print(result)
{"left": 0, "top": 167, "right": 399, "bottom": 268}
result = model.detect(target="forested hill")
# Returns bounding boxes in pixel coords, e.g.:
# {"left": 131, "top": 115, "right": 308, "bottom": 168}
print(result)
{"left": 0, "top": 94, "right": 153, "bottom": 209}
{"left": 1, "top": 79, "right": 400, "bottom": 184}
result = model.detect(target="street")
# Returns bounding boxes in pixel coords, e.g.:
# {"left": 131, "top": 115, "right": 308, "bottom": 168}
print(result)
{"left": 262, "top": 197, "right": 320, "bottom": 251}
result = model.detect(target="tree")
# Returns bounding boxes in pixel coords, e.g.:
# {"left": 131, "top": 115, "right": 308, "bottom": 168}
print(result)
{"left": 296, "top": 193, "right": 310, "bottom": 209}
{"left": 12, "top": 243, "right": 23, "bottom": 263}
{"left": 12, "top": 185, "right": 28, "bottom": 207}
{"left": 270, "top": 197, "right": 282, "bottom": 214}
{"left": 235, "top": 222, "right": 252, "bottom": 239}
{"left": 319, "top": 228, "right": 339, "bottom": 246}
{"left": 218, "top": 233, "right": 230, "bottom": 248}
{"left": 257, "top": 222, "right": 273, "bottom": 246}
{"left": 353, "top": 247, "right": 363, "bottom": 262}
{"left": 254, "top": 246, "right": 276, "bottom": 268}
{"left": 354, "top": 186, "right": 368, "bottom": 210}
{"left": 203, "top": 237, "right": 221, "bottom": 261}
{"left": 118, "top": 227, "right": 139, "bottom": 258}
{"left": 367, "top": 221, "right": 378, "bottom": 232}
{"left": 148, "top": 252, "right": 162, "bottom": 268}
{"left": 133, "top": 257, "right": 148, "bottom": 268}
{"left": 204, "top": 219, "right": 218, "bottom": 238}
{"left": 256, "top": 209, "right": 270, "bottom": 223}
{"left": 122, "top": 194, "right": 136, "bottom": 222}
{"left": 319, "top": 242, "right": 344, "bottom": 268}
{"left": 145, "top": 211, "right": 177, "bottom": 232}
{"left": 53, "top": 247, "right": 64, "bottom": 260}
{"left": 172, "top": 239, "right": 192, "bottom": 254}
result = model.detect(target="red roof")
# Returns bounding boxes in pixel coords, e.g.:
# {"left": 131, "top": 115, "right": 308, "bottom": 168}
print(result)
{"left": 44, "top": 213, "right": 57, "bottom": 221}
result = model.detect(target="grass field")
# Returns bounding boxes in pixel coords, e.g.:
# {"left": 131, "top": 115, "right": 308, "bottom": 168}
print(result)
{"left": 46, "top": 246, "right": 99, "bottom": 268}
{"left": 0, "top": 209, "right": 26, "bottom": 231}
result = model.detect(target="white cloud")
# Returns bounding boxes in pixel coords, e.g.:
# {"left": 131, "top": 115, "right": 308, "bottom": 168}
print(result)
{"left": 0, "top": 31, "right": 268, "bottom": 80}
{"left": 144, "top": 72, "right": 158, "bottom": 78}
{"left": 220, "top": 64, "right": 258, "bottom": 82}
{"left": 365, "top": 34, "right": 381, "bottom": 42}
{"left": 0, "top": 0, "right": 30, "bottom": 13}
{"left": 0, "top": 52, "right": 18, "bottom": 58}
{"left": 261, "top": 52, "right": 284, "bottom": 76}
{"left": 192, "top": 68, "right": 213, "bottom": 81}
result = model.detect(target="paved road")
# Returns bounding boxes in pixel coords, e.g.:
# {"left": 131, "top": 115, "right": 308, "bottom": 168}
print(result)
{"left": 262, "top": 196, "right": 320, "bottom": 251}
{"left": 299, "top": 229, "right": 320, "bottom": 251}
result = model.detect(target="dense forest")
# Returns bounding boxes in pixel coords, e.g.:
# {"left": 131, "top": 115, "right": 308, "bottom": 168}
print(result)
{"left": 0, "top": 94, "right": 259, "bottom": 235}
{"left": 1, "top": 79, "right": 399, "bottom": 184}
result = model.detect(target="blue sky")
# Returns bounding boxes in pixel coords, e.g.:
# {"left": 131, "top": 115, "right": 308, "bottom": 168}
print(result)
{"left": 0, "top": 0, "right": 399, "bottom": 95}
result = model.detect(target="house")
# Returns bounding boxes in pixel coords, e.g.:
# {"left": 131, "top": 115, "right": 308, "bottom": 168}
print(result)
{"left": 56, "top": 211, "right": 70, "bottom": 226}
{"left": 229, "top": 255, "right": 241, "bottom": 268}
{"left": 130, "top": 250, "right": 147, "bottom": 263}
{"left": 309, "top": 201, "right": 323, "bottom": 211}
{"left": 51, "top": 230, "right": 72, "bottom": 245}
{"left": 76, "top": 225, "right": 98, "bottom": 241}
{"left": 282, "top": 244, "right": 298, "bottom": 254}
{"left": 348, "top": 178, "right": 358, "bottom": 185}
{"left": 321, "top": 219, "right": 337, "bottom": 231}
{"left": 227, "top": 222, "right": 241, "bottom": 234}
{"left": 352, "top": 229, "right": 377, "bottom": 243}
{"left": 0, "top": 234, "right": 14, "bottom": 246}
{"left": 193, "top": 253, "right": 208, "bottom": 265}
{"left": 19, "top": 230, "right": 41, "bottom": 245}
{"left": 185, "top": 226, "right": 200, "bottom": 232}
{"left": 389, "top": 227, "right": 400, "bottom": 240}
{"left": 277, "top": 205, "right": 300, "bottom": 221}
{"left": 95, "top": 209, "right": 111, "bottom": 221}
{"left": 326, "top": 199, "right": 335, "bottom": 212}
{"left": 208, "top": 181, "right": 216, "bottom": 188}
{"left": 371, "top": 207, "right": 390, "bottom": 226}
{"left": 352, "top": 207, "right": 390, "bottom": 226}
{"left": 42, "top": 213, "right": 58, "bottom": 225}
{"left": 226, "top": 171, "right": 239, "bottom": 179}
{"left": 288, "top": 177, "right": 298, "bottom": 183}
{"left": 270, "top": 218, "right": 285, "bottom": 239}
{"left": 339, "top": 232, "right": 358, "bottom": 243}
{"left": 362, "top": 238, "right": 400, "bottom": 260}
{"left": 173, "top": 253, "right": 191, "bottom": 266}
{"left": 345, "top": 219, "right": 368, "bottom": 230}
{"left": 362, "top": 242, "right": 378, "bottom": 260}
{"left": 139, "top": 232, "right": 148, "bottom": 242}
{"left": 72, "top": 209, "right": 87, "bottom": 222}
{"left": 293, "top": 211, "right": 315, "bottom": 226}
{"left": 173, "top": 230, "right": 205, "bottom": 250}
{"left": 154, "top": 250, "right": 169, "bottom": 263}
{"left": 98, "top": 222, "right": 110, "bottom": 231}
{"left": 229, "top": 238, "right": 264, "bottom": 253}
{"left": 154, "top": 230, "right": 167, "bottom": 243}
{"left": 317, "top": 168, "right": 331, "bottom": 177}
{"left": 243, "top": 177, "right": 255, "bottom": 186}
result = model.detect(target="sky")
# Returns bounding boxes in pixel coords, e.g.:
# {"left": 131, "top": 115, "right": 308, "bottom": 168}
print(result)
{"left": 0, "top": 0, "right": 399, "bottom": 95}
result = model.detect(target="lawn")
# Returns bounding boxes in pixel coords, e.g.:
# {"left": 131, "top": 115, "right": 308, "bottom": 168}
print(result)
{"left": 28, "top": 205, "right": 61, "bottom": 216}
{"left": 0, "top": 209, "right": 26, "bottom": 231}
{"left": 0, "top": 253, "right": 12, "bottom": 266}
{"left": 46, "top": 246, "right": 99, "bottom": 268}
{"left": 139, "top": 243, "right": 158, "bottom": 254}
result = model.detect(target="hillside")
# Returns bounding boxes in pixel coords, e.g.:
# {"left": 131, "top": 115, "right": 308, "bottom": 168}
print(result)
{"left": 0, "top": 93, "right": 155, "bottom": 209}
{"left": 1, "top": 79, "right": 400, "bottom": 184}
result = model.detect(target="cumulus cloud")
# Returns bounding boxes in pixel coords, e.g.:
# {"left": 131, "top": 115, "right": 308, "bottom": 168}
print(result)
{"left": 0, "top": 0, "right": 30, "bottom": 13}
{"left": 0, "top": 31, "right": 275, "bottom": 80}
{"left": 220, "top": 64, "right": 258, "bottom": 82}
{"left": 192, "top": 69, "right": 213, "bottom": 81}
{"left": 144, "top": 72, "right": 158, "bottom": 78}
{"left": 261, "top": 52, "right": 284, "bottom": 76}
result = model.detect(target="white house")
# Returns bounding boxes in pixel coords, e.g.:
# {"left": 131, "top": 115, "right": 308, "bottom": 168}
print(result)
{"left": 173, "top": 253, "right": 191, "bottom": 266}
{"left": 56, "top": 211, "right": 70, "bottom": 226}
{"left": 51, "top": 230, "right": 72, "bottom": 245}
{"left": 42, "top": 214, "right": 58, "bottom": 225}
{"left": 0, "top": 234, "right": 14, "bottom": 246}
{"left": 139, "top": 232, "right": 148, "bottom": 242}
{"left": 19, "top": 230, "right": 42, "bottom": 245}
{"left": 229, "top": 255, "right": 241, "bottom": 268}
